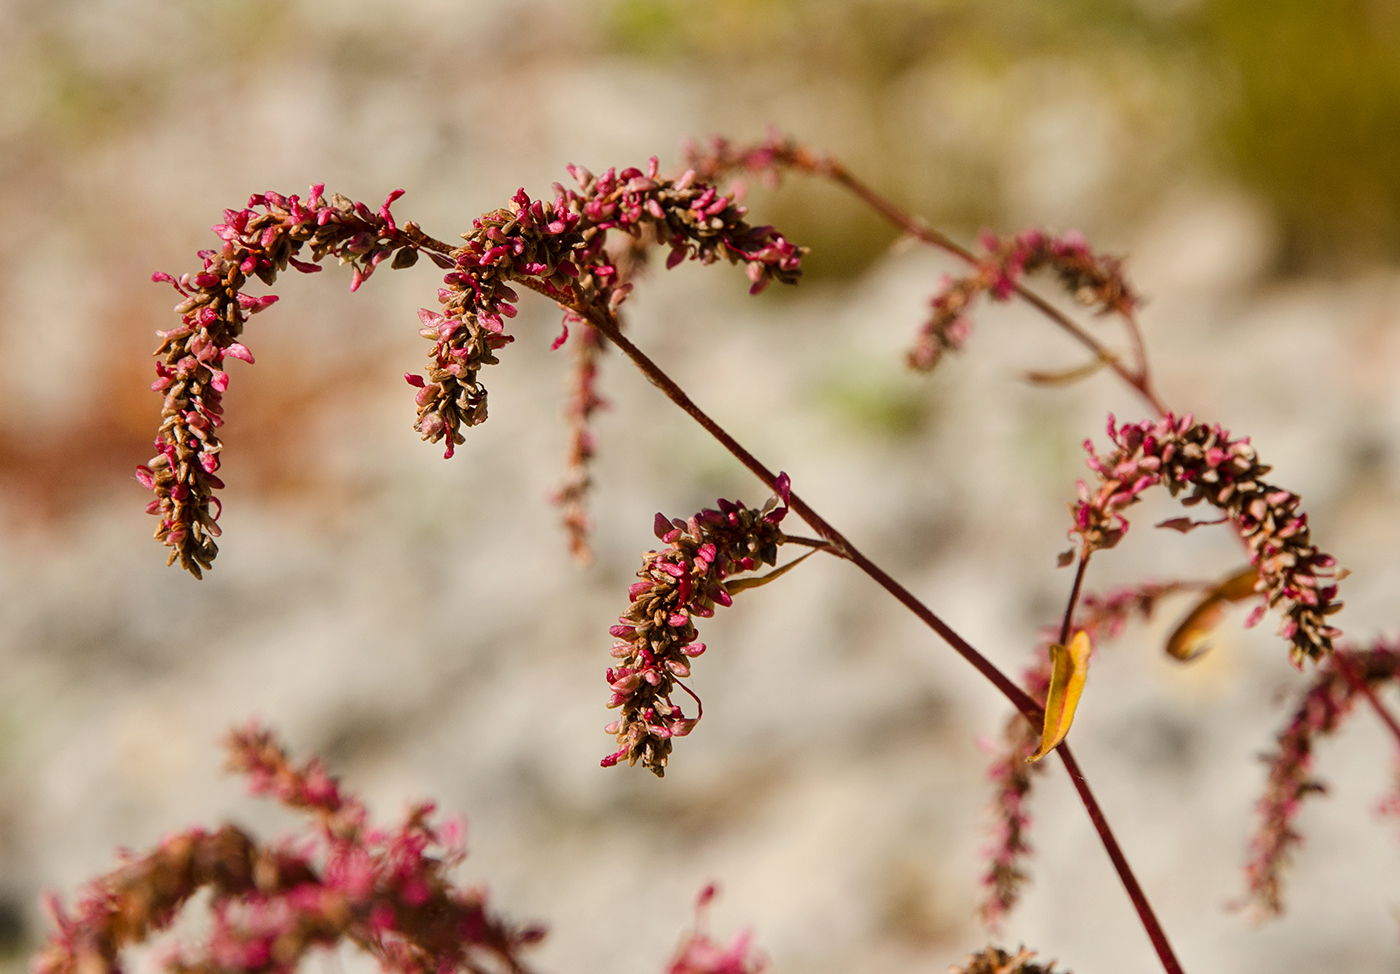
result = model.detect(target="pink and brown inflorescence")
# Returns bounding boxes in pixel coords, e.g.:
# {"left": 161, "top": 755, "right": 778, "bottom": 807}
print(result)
{"left": 413, "top": 157, "right": 803, "bottom": 460}
{"left": 33, "top": 724, "right": 542, "bottom": 974}
{"left": 1071, "top": 413, "right": 1343, "bottom": 665}
{"left": 665, "top": 885, "right": 766, "bottom": 974}
{"left": 950, "top": 946, "right": 1069, "bottom": 974}
{"left": 141, "top": 186, "right": 452, "bottom": 577}
{"left": 1246, "top": 642, "right": 1400, "bottom": 915}
{"left": 906, "top": 230, "right": 1138, "bottom": 373}
{"left": 980, "top": 581, "right": 1189, "bottom": 927}
{"left": 603, "top": 484, "right": 791, "bottom": 776}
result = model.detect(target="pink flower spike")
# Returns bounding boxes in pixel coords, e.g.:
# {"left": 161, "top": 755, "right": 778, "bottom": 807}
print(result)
{"left": 225, "top": 343, "right": 255, "bottom": 364}
{"left": 404, "top": 373, "right": 426, "bottom": 388}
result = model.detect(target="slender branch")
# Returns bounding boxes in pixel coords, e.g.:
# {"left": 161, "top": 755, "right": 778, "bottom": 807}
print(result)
{"left": 1058, "top": 552, "right": 1091, "bottom": 647}
{"left": 1058, "top": 744, "right": 1186, "bottom": 974}
{"left": 1334, "top": 650, "right": 1400, "bottom": 749}
{"left": 524, "top": 287, "right": 1184, "bottom": 973}
{"left": 811, "top": 158, "right": 1168, "bottom": 416}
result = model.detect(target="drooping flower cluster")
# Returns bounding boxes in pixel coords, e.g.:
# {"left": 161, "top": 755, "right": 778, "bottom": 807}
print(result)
{"left": 553, "top": 322, "right": 608, "bottom": 563}
{"left": 682, "top": 133, "right": 1141, "bottom": 376}
{"left": 33, "top": 724, "right": 542, "bottom": 974}
{"left": 906, "top": 229, "right": 1138, "bottom": 372}
{"left": 551, "top": 235, "right": 650, "bottom": 563}
{"left": 1246, "top": 643, "right": 1400, "bottom": 916}
{"left": 603, "top": 486, "right": 791, "bottom": 776}
{"left": 412, "top": 158, "right": 804, "bottom": 459}
{"left": 950, "top": 946, "right": 1068, "bottom": 974}
{"left": 665, "top": 885, "right": 765, "bottom": 974}
{"left": 142, "top": 187, "right": 452, "bottom": 576}
{"left": 980, "top": 581, "right": 1188, "bottom": 927}
{"left": 1072, "top": 413, "right": 1343, "bottom": 665}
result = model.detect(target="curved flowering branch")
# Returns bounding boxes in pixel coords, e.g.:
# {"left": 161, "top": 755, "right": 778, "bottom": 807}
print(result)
{"left": 603, "top": 481, "right": 793, "bottom": 776}
{"left": 981, "top": 581, "right": 1193, "bottom": 927}
{"left": 684, "top": 131, "right": 1161, "bottom": 412}
{"left": 906, "top": 230, "right": 1137, "bottom": 373}
{"left": 1071, "top": 413, "right": 1343, "bottom": 665}
{"left": 142, "top": 187, "right": 455, "bottom": 577}
{"left": 1246, "top": 642, "right": 1400, "bottom": 916}
{"left": 950, "top": 946, "right": 1069, "bottom": 974}
{"left": 34, "top": 724, "right": 542, "bottom": 974}
{"left": 412, "top": 157, "right": 803, "bottom": 460}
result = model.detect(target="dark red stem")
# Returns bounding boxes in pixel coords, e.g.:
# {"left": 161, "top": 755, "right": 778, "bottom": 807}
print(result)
{"left": 1059, "top": 552, "right": 1091, "bottom": 646}
{"left": 1334, "top": 650, "right": 1400, "bottom": 749}
{"left": 1058, "top": 744, "right": 1186, "bottom": 974}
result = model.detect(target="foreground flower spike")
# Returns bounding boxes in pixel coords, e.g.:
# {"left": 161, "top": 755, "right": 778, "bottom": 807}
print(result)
{"left": 949, "top": 946, "right": 1069, "bottom": 974}
{"left": 143, "top": 186, "right": 453, "bottom": 577}
{"left": 981, "top": 581, "right": 1189, "bottom": 927}
{"left": 907, "top": 230, "right": 1138, "bottom": 373}
{"left": 603, "top": 486, "right": 792, "bottom": 776}
{"left": 1246, "top": 642, "right": 1400, "bottom": 916}
{"left": 666, "top": 885, "right": 766, "bottom": 974}
{"left": 416, "top": 159, "right": 804, "bottom": 460}
{"left": 1071, "top": 413, "right": 1343, "bottom": 665}
{"left": 34, "top": 723, "right": 542, "bottom": 974}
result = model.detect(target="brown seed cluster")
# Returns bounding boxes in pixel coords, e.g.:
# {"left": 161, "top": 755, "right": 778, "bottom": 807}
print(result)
{"left": 950, "top": 946, "right": 1068, "bottom": 974}
{"left": 603, "top": 494, "right": 788, "bottom": 776}
{"left": 1073, "top": 413, "right": 1342, "bottom": 665}
{"left": 143, "top": 187, "right": 451, "bottom": 576}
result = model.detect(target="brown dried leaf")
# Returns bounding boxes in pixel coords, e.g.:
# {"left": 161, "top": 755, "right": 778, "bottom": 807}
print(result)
{"left": 1023, "top": 351, "right": 1116, "bottom": 387}
{"left": 1165, "top": 565, "right": 1261, "bottom": 661}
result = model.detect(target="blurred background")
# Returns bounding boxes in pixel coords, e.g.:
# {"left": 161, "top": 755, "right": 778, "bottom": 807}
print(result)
{"left": 1, "top": 1, "right": 1400, "bottom": 972}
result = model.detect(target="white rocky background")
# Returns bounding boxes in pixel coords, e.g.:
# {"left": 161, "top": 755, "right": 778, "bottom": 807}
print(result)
{"left": 0, "top": 3, "right": 1397, "bottom": 974}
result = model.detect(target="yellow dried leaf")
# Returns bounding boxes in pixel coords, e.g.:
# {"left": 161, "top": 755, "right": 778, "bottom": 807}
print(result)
{"left": 1165, "top": 566, "right": 1260, "bottom": 662}
{"left": 1027, "top": 630, "right": 1092, "bottom": 762}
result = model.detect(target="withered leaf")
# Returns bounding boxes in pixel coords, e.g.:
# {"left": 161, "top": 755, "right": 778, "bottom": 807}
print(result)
{"left": 1028, "top": 630, "right": 1092, "bottom": 762}
{"left": 723, "top": 549, "right": 816, "bottom": 595}
{"left": 1165, "top": 565, "right": 1260, "bottom": 662}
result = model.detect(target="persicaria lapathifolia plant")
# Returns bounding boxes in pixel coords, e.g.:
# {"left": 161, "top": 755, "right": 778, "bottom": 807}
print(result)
{"left": 105, "top": 128, "right": 1400, "bottom": 974}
